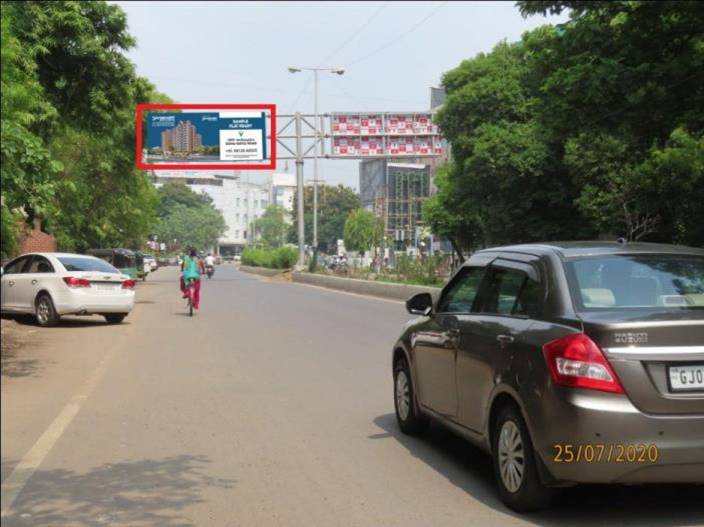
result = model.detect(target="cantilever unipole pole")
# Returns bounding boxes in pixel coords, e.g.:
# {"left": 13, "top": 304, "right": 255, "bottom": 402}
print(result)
{"left": 295, "top": 113, "right": 305, "bottom": 268}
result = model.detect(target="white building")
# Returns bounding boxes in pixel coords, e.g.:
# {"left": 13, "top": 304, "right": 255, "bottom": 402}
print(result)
{"left": 270, "top": 172, "right": 297, "bottom": 224}
{"left": 152, "top": 171, "right": 271, "bottom": 255}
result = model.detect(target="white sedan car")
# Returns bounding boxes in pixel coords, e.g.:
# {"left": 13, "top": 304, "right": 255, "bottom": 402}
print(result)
{"left": 0, "top": 252, "right": 135, "bottom": 326}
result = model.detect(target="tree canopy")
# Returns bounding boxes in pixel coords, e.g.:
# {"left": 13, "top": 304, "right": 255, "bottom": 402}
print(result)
{"left": 255, "top": 206, "right": 288, "bottom": 248}
{"left": 430, "top": 1, "right": 703, "bottom": 249}
{"left": 289, "top": 184, "right": 361, "bottom": 252}
{"left": 153, "top": 183, "right": 226, "bottom": 252}
{"left": 1, "top": 1, "right": 170, "bottom": 256}
{"left": 344, "top": 209, "right": 380, "bottom": 256}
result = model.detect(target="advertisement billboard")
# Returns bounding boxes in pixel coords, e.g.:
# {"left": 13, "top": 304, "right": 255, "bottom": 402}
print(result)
{"left": 136, "top": 104, "right": 276, "bottom": 170}
{"left": 329, "top": 112, "right": 443, "bottom": 158}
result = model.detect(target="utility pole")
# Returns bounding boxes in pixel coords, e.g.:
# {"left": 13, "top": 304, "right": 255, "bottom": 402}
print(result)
{"left": 313, "top": 69, "right": 319, "bottom": 255}
{"left": 295, "top": 112, "right": 305, "bottom": 268}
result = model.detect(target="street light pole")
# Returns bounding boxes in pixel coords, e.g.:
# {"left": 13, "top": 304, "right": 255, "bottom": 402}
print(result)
{"left": 288, "top": 66, "right": 344, "bottom": 263}
{"left": 313, "top": 69, "right": 319, "bottom": 254}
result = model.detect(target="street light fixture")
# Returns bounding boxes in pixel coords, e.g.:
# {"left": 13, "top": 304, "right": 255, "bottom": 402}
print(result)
{"left": 288, "top": 66, "right": 345, "bottom": 259}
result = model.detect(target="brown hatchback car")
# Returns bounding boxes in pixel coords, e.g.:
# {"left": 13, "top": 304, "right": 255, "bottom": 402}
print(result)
{"left": 392, "top": 242, "right": 704, "bottom": 511}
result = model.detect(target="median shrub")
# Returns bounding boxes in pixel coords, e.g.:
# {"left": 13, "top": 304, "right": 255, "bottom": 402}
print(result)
{"left": 241, "top": 246, "right": 297, "bottom": 269}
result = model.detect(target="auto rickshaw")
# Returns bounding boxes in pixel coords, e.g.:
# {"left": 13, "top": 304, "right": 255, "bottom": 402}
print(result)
{"left": 85, "top": 248, "right": 138, "bottom": 279}
{"left": 134, "top": 251, "right": 149, "bottom": 281}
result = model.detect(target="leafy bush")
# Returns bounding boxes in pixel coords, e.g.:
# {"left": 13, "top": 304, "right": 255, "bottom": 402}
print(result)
{"left": 241, "top": 246, "right": 297, "bottom": 269}
{"left": 1, "top": 205, "right": 19, "bottom": 260}
{"left": 382, "top": 254, "right": 446, "bottom": 286}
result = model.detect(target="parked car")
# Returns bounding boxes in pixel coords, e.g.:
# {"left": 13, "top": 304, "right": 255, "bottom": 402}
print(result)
{"left": 393, "top": 241, "right": 704, "bottom": 512}
{"left": 233, "top": 255, "right": 241, "bottom": 262}
{"left": 1, "top": 252, "right": 136, "bottom": 326}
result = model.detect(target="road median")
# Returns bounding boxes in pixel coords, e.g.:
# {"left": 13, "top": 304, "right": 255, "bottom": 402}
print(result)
{"left": 239, "top": 265, "right": 290, "bottom": 277}
{"left": 291, "top": 271, "right": 441, "bottom": 301}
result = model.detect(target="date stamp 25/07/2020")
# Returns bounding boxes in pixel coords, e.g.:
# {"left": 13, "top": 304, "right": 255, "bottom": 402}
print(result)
{"left": 552, "top": 444, "right": 659, "bottom": 464}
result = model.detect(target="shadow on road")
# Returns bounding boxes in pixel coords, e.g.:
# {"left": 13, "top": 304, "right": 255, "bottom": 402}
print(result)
{"left": 6, "top": 315, "right": 125, "bottom": 328}
{"left": 1, "top": 318, "right": 41, "bottom": 378}
{"left": 3, "top": 454, "right": 236, "bottom": 527}
{"left": 1, "top": 348, "right": 41, "bottom": 378}
{"left": 373, "top": 413, "right": 704, "bottom": 526}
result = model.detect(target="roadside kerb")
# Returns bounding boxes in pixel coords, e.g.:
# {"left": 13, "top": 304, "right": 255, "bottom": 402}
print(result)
{"left": 239, "top": 265, "right": 289, "bottom": 277}
{"left": 291, "top": 271, "right": 441, "bottom": 301}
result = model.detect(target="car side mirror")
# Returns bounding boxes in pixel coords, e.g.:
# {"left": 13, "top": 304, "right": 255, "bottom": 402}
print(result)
{"left": 406, "top": 292, "right": 433, "bottom": 316}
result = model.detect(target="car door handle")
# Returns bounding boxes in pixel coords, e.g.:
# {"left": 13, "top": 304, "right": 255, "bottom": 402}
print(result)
{"left": 496, "top": 334, "right": 515, "bottom": 344}
{"left": 31, "top": 279, "right": 38, "bottom": 285}
{"left": 8, "top": 280, "right": 14, "bottom": 286}
{"left": 442, "top": 328, "right": 461, "bottom": 348}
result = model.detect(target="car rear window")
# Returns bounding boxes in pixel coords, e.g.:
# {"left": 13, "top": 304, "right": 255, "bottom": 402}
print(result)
{"left": 566, "top": 255, "right": 704, "bottom": 310}
{"left": 58, "top": 257, "right": 119, "bottom": 273}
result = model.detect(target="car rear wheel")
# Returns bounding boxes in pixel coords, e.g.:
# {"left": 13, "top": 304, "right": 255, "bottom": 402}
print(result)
{"left": 492, "top": 404, "right": 553, "bottom": 512}
{"left": 393, "top": 356, "right": 429, "bottom": 435}
{"left": 104, "top": 314, "right": 127, "bottom": 324}
{"left": 35, "top": 293, "right": 60, "bottom": 327}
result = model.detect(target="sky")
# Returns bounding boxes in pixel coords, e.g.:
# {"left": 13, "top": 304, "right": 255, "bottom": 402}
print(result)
{"left": 116, "top": 1, "right": 567, "bottom": 189}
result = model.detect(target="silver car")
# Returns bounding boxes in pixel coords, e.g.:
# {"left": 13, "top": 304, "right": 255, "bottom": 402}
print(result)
{"left": 393, "top": 242, "right": 704, "bottom": 511}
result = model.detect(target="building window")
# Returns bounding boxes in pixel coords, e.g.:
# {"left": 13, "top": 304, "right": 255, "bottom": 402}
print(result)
{"left": 235, "top": 230, "right": 239, "bottom": 238}
{"left": 261, "top": 200, "right": 268, "bottom": 209}
{"left": 236, "top": 198, "right": 240, "bottom": 207}
{"left": 236, "top": 213, "right": 240, "bottom": 223}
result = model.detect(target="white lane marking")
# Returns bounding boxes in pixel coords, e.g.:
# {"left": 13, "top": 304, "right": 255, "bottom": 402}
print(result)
{"left": 0, "top": 346, "right": 118, "bottom": 517}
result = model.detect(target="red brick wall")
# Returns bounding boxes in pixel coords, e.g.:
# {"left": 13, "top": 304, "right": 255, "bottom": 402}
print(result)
{"left": 19, "top": 227, "right": 57, "bottom": 254}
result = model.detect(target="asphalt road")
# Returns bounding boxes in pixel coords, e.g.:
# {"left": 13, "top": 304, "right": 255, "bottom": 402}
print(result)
{"left": 1, "top": 265, "right": 703, "bottom": 527}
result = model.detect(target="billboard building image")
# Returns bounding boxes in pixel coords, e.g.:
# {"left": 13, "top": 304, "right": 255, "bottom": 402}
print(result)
{"left": 161, "top": 120, "right": 203, "bottom": 154}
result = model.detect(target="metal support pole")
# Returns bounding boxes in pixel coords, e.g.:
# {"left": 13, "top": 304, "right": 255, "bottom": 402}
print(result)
{"left": 295, "top": 113, "right": 305, "bottom": 268}
{"left": 313, "top": 70, "right": 319, "bottom": 254}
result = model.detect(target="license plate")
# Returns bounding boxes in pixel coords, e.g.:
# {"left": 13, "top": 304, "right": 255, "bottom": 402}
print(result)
{"left": 95, "top": 283, "right": 118, "bottom": 291}
{"left": 668, "top": 364, "right": 704, "bottom": 392}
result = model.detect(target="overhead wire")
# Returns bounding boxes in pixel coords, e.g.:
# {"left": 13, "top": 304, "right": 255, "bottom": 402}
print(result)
{"left": 317, "top": 1, "right": 390, "bottom": 66}
{"left": 344, "top": 1, "right": 448, "bottom": 67}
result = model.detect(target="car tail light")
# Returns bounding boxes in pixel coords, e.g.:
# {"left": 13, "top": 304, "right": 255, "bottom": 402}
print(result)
{"left": 121, "top": 279, "right": 136, "bottom": 289}
{"left": 63, "top": 277, "right": 91, "bottom": 288}
{"left": 542, "top": 333, "right": 625, "bottom": 394}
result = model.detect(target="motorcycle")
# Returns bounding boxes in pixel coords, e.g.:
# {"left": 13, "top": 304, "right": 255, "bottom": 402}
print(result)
{"left": 206, "top": 264, "right": 214, "bottom": 279}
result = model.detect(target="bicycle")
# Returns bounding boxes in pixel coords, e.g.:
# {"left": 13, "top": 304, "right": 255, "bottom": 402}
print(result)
{"left": 184, "top": 277, "right": 197, "bottom": 316}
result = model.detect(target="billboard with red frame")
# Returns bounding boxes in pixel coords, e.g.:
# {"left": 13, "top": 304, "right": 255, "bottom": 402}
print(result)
{"left": 136, "top": 103, "right": 276, "bottom": 170}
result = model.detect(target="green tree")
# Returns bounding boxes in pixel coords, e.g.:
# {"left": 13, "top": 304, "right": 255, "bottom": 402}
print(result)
{"left": 157, "top": 182, "right": 214, "bottom": 217}
{"left": 2, "top": 1, "right": 170, "bottom": 252}
{"left": 289, "top": 184, "right": 361, "bottom": 251}
{"left": 432, "top": 1, "right": 703, "bottom": 247}
{"left": 434, "top": 41, "right": 590, "bottom": 247}
{"left": 518, "top": 0, "right": 704, "bottom": 243}
{"left": 254, "top": 205, "right": 287, "bottom": 248}
{"left": 0, "top": 11, "right": 60, "bottom": 236}
{"left": 343, "top": 209, "right": 377, "bottom": 256}
{"left": 154, "top": 184, "right": 226, "bottom": 251}
{"left": 155, "top": 203, "right": 226, "bottom": 252}
{"left": 422, "top": 164, "right": 480, "bottom": 261}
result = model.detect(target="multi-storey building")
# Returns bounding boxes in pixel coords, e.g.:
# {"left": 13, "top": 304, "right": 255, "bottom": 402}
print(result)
{"left": 161, "top": 121, "right": 203, "bottom": 154}
{"left": 358, "top": 86, "right": 450, "bottom": 253}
